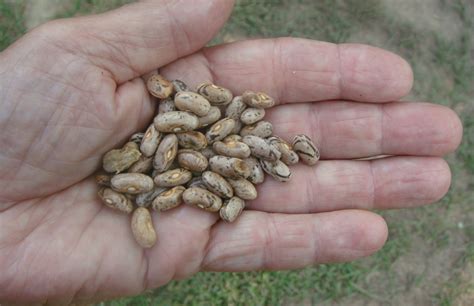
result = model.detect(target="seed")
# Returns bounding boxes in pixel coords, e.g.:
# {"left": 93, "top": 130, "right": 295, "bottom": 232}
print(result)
{"left": 129, "top": 132, "right": 144, "bottom": 145}
{"left": 153, "top": 168, "right": 192, "bottom": 187}
{"left": 227, "top": 178, "right": 257, "bottom": 200}
{"left": 242, "top": 90, "right": 275, "bottom": 108}
{"left": 96, "top": 174, "right": 112, "bottom": 186}
{"left": 267, "top": 136, "right": 299, "bottom": 165}
{"left": 240, "top": 108, "right": 265, "bottom": 125}
{"left": 197, "top": 106, "right": 221, "bottom": 128}
{"left": 177, "top": 149, "right": 208, "bottom": 172}
{"left": 223, "top": 134, "right": 242, "bottom": 143}
{"left": 128, "top": 156, "right": 153, "bottom": 173}
{"left": 152, "top": 186, "right": 185, "bottom": 211}
{"left": 154, "top": 111, "right": 199, "bottom": 133}
{"left": 220, "top": 197, "right": 245, "bottom": 222}
{"left": 196, "top": 82, "right": 233, "bottom": 105}
{"left": 147, "top": 74, "right": 173, "bottom": 99}
{"left": 187, "top": 176, "right": 207, "bottom": 189}
{"left": 209, "top": 155, "right": 250, "bottom": 179}
{"left": 240, "top": 120, "right": 273, "bottom": 138}
{"left": 202, "top": 171, "right": 233, "bottom": 198}
{"left": 153, "top": 134, "right": 178, "bottom": 172}
{"left": 140, "top": 124, "right": 161, "bottom": 157}
{"left": 182, "top": 187, "right": 223, "bottom": 212}
{"left": 174, "top": 91, "right": 211, "bottom": 116}
{"left": 136, "top": 186, "right": 168, "bottom": 207}
{"left": 260, "top": 159, "right": 292, "bottom": 182}
{"left": 111, "top": 173, "right": 154, "bottom": 194}
{"left": 176, "top": 131, "right": 207, "bottom": 150}
{"left": 171, "top": 79, "right": 189, "bottom": 93}
{"left": 292, "top": 134, "right": 320, "bottom": 165}
{"left": 242, "top": 135, "right": 281, "bottom": 161}
{"left": 158, "top": 97, "right": 176, "bottom": 114}
{"left": 225, "top": 96, "right": 247, "bottom": 120}
{"left": 98, "top": 187, "right": 134, "bottom": 213}
{"left": 103, "top": 142, "right": 142, "bottom": 173}
{"left": 200, "top": 146, "right": 216, "bottom": 160}
{"left": 213, "top": 140, "right": 251, "bottom": 159}
{"left": 131, "top": 207, "right": 157, "bottom": 248}
{"left": 206, "top": 118, "right": 236, "bottom": 144}
{"left": 244, "top": 157, "right": 265, "bottom": 184}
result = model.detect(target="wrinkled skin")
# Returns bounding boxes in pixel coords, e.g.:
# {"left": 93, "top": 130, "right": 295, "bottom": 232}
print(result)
{"left": 0, "top": 0, "right": 462, "bottom": 304}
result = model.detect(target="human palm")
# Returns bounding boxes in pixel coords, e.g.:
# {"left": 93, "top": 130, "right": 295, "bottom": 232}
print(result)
{"left": 0, "top": 0, "right": 462, "bottom": 304}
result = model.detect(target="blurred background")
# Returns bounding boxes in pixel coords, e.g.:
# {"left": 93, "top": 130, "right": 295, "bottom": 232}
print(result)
{"left": 1, "top": 0, "right": 473, "bottom": 305}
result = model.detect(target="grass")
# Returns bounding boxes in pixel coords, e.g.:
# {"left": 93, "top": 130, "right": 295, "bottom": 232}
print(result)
{"left": 0, "top": 0, "right": 473, "bottom": 305}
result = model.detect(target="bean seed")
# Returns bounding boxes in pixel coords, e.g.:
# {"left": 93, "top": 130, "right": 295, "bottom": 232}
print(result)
{"left": 231, "top": 120, "right": 243, "bottom": 134}
{"left": 240, "top": 108, "right": 265, "bottom": 125}
{"left": 206, "top": 118, "right": 236, "bottom": 144}
{"left": 198, "top": 106, "right": 221, "bottom": 128}
{"left": 260, "top": 159, "right": 292, "bottom": 182}
{"left": 147, "top": 74, "right": 173, "bottom": 99}
{"left": 213, "top": 140, "right": 251, "bottom": 159}
{"left": 154, "top": 111, "right": 199, "bottom": 133}
{"left": 131, "top": 207, "right": 157, "bottom": 248}
{"left": 223, "top": 134, "right": 242, "bottom": 143}
{"left": 220, "top": 197, "right": 245, "bottom": 222}
{"left": 292, "top": 134, "right": 320, "bottom": 165}
{"left": 227, "top": 178, "right": 257, "bottom": 200}
{"left": 240, "top": 120, "right": 273, "bottom": 138}
{"left": 153, "top": 134, "right": 178, "bottom": 172}
{"left": 200, "top": 146, "right": 216, "bottom": 160}
{"left": 183, "top": 187, "right": 223, "bottom": 212}
{"left": 176, "top": 131, "right": 207, "bottom": 150}
{"left": 154, "top": 168, "right": 192, "bottom": 187}
{"left": 225, "top": 96, "right": 247, "bottom": 120}
{"left": 244, "top": 157, "right": 265, "bottom": 184}
{"left": 242, "top": 90, "right": 275, "bottom": 108}
{"left": 174, "top": 91, "right": 211, "bottom": 116}
{"left": 128, "top": 156, "right": 153, "bottom": 173}
{"left": 209, "top": 155, "right": 250, "bottom": 179}
{"left": 152, "top": 186, "right": 185, "bottom": 211}
{"left": 171, "top": 79, "right": 189, "bottom": 93}
{"left": 242, "top": 135, "right": 281, "bottom": 161}
{"left": 267, "top": 136, "right": 299, "bottom": 165}
{"left": 158, "top": 98, "right": 176, "bottom": 114}
{"left": 196, "top": 83, "right": 233, "bottom": 105}
{"left": 111, "top": 173, "right": 154, "bottom": 194}
{"left": 136, "top": 186, "right": 168, "bottom": 207}
{"left": 129, "top": 132, "right": 144, "bottom": 145}
{"left": 177, "top": 149, "right": 208, "bottom": 172}
{"left": 187, "top": 176, "right": 207, "bottom": 189}
{"left": 140, "top": 124, "right": 161, "bottom": 157}
{"left": 98, "top": 187, "right": 133, "bottom": 213}
{"left": 202, "top": 171, "right": 233, "bottom": 198}
{"left": 103, "top": 142, "right": 141, "bottom": 174}
{"left": 96, "top": 174, "right": 111, "bottom": 186}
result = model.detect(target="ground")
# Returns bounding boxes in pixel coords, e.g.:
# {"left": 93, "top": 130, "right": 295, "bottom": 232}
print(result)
{"left": 0, "top": 0, "right": 473, "bottom": 305}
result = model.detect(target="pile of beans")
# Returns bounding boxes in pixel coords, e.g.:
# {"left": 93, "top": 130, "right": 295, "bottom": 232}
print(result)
{"left": 96, "top": 74, "right": 320, "bottom": 248}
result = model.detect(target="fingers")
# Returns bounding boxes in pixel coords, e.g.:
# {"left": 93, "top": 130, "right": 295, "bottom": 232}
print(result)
{"left": 51, "top": 0, "right": 234, "bottom": 83}
{"left": 203, "top": 210, "right": 388, "bottom": 271}
{"left": 161, "top": 38, "right": 413, "bottom": 103}
{"left": 247, "top": 157, "right": 451, "bottom": 213}
{"left": 266, "top": 101, "right": 463, "bottom": 159}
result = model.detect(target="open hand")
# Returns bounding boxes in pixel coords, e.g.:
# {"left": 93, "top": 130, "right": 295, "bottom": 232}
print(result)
{"left": 0, "top": 0, "right": 462, "bottom": 303}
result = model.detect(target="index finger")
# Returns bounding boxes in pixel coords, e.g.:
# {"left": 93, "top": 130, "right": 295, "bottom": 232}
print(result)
{"left": 162, "top": 38, "right": 413, "bottom": 103}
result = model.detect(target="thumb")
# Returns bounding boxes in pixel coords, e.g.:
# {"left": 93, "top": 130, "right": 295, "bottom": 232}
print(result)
{"left": 60, "top": 0, "right": 234, "bottom": 83}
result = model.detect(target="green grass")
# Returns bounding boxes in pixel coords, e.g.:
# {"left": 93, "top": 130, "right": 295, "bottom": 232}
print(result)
{"left": 0, "top": 0, "right": 473, "bottom": 305}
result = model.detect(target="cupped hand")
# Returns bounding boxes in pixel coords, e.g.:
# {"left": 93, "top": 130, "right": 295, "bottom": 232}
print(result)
{"left": 0, "top": 0, "right": 462, "bottom": 304}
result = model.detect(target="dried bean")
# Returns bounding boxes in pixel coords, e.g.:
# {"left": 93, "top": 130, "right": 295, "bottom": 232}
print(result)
{"left": 242, "top": 135, "right": 281, "bottom": 161}
{"left": 267, "top": 136, "right": 299, "bottom": 165}
{"left": 260, "top": 159, "right": 292, "bottom": 182}
{"left": 202, "top": 171, "right": 233, "bottom": 198}
{"left": 154, "top": 168, "right": 192, "bottom": 187}
{"left": 227, "top": 178, "right": 257, "bottom": 200}
{"left": 197, "top": 106, "right": 221, "bottom": 128}
{"left": 242, "top": 90, "right": 275, "bottom": 108}
{"left": 213, "top": 140, "right": 251, "bottom": 159}
{"left": 292, "top": 134, "right": 320, "bottom": 165}
{"left": 196, "top": 83, "right": 233, "bottom": 105}
{"left": 131, "top": 207, "right": 157, "bottom": 248}
{"left": 244, "top": 157, "right": 265, "bottom": 184}
{"left": 152, "top": 186, "right": 185, "bottom": 211}
{"left": 154, "top": 111, "right": 199, "bottom": 133}
{"left": 220, "top": 197, "right": 245, "bottom": 222}
{"left": 98, "top": 187, "right": 133, "bottom": 213}
{"left": 103, "top": 142, "right": 141, "bottom": 173}
{"left": 147, "top": 74, "right": 173, "bottom": 99}
{"left": 158, "top": 98, "right": 176, "bottom": 114}
{"left": 240, "top": 108, "right": 265, "bottom": 125}
{"left": 136, "top": 186, "right": 168, "bottom": 207}
{"left": 111, "top": 173, "right": 154, "bottom": 194}
{"left": 174, "top": 91, "right": 211, "bottom": 116}
{"left": 206, "top": 118, "right": 235, "bottom": 144}
{"left": 153, "top": 134, "right": 178, "bottom": 172}
{"left": 225, "top": 96, "right": 247, "bottom": 120}
{"left": 171, "top": 79, "right": 189, "bottom": 93}
{"left": 209, "top": 155, "right": 250, "bottom": 179}
{"left": 176, "top": 131, "right": 207, "bottom": 150}
{"left": 128, "top": 156, "right": 153, "bottom": 173}
{"left": 183, "top": 187, "right": 223, "bottom": 212}
{"left": 177, "top": 149, "right": 208, "bottom": 172}
{"left": 240, "top": 120, "right": 273, "bottom": 138}
{"left": 140, "top": 124, "right": 161, "bottom": 157}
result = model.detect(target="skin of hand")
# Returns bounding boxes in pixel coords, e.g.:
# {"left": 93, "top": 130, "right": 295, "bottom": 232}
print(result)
{"left": 0, "top": 0, "right": 463, "bottom": 304}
